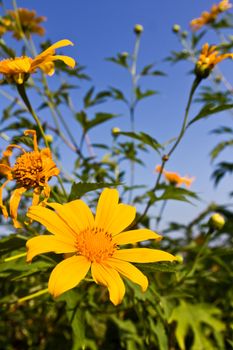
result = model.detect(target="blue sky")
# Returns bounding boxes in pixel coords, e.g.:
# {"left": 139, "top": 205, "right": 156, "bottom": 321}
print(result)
{"left": 1, "top": 0, "right": 232, "bottom": 228}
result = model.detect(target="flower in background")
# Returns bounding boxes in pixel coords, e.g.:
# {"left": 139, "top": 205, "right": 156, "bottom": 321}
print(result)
{"left": 0, "top": 130, "right": 59, "bottom": 228}
{"left": 7, "top": 8, "right": 46, "bottom": 39}
{"left": 0, "top": 17, "right": 12, "bottom": 37}
{"left": 195, "top": 43, "right": 233, "bottom": 79}
{"left": 0, "top": 39, "right": 75, "bottom": 84}
{"left": 26, "top": 188, "right": 177, "bottom": 305}
{"left": 190, "top": 0, "right": 232, "bottom": 31}
{"left": 155, "top": 165, "right": 195, "bottom": 188}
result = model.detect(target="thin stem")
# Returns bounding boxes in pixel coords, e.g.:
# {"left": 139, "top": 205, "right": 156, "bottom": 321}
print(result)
{"left": 135, "top": 76, "right": 201, "bottom": 226}
{"left": 156, "top": 200, "right": 167, "bottom": 230}
{"left": 128, "top": 34, "right": 141, "bottom": 203}
{"left": 16, "top": 84, "right": 49, "bottom": 148}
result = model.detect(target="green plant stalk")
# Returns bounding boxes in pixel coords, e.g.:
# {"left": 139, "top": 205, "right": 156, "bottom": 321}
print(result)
{"left": 135, "top": 76, "right": 202, "bottom": 226}
{"left": 128, "top": 34, "right": 141, "bottom": 203}
{"left": 16, "top": 83, "right": 49, "bottom": 148}
{"left": 156, "top": 200, "right": 168, "bottom": 230}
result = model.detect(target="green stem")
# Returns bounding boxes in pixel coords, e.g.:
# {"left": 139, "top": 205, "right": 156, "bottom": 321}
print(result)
{"left": 128, "top": 35, "right": 141, "bottom": 203}
{"left": 156, "top": 200, "right": 167, "bottom": 230}
{"left": 134, "top": 76, "right": 201, "bottom": 226}
{"left": 16, "top": 84, "right": 49, "bottom": 148}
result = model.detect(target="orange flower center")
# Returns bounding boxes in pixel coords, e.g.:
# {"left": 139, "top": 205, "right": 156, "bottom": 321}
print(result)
{"left": 76, "top": 227, "right": 117, "bottom": 263}
{"left": 12, "top": 151, "right": 45, "bottom": 188}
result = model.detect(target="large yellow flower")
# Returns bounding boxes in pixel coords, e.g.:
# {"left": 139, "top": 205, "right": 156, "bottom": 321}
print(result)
{"left": 190, "top": 0, "right": 232, "bottom": 31}
{"left": 0, "top": 130, "right": 59, "bottom": 228}
{"left": 0, "top": 39, "right": 75, "bottom": 84}
{"left": 155, "top": 165, "right": 195, "bottom": 188}
{"left": 195, "top": 43, "right": 233, "bottom": 78}
{"left": 26, "top": 188, "right": 176, "bottom": 305}
{"left": 7, "top": 8, "right": 46, "bottom": 39}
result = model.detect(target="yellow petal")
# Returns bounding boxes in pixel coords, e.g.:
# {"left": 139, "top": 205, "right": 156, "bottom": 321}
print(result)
{"left": 113, "top": 248, "right": 177, "bottom": 263}
{"left": 48, "top": 199, "right": 94, "bottom": 233}
{"left": 107, "top": 258, "right": 148, "bottom": 292}
{"left": 51, "top": 55, "right": 76, "bottom": 68}
{"left": 107, "top": 203, "right": 136, "bottom": 235}
{"left": 113, "top": 228, "right": 162, "bottom": 245}
{"left": 9, "top": 187, "right": 26, "bottom": 228}
{"left": 0, "top": 179, "right": 11, "bottom": 219}
{"left": 26, "top": 235, "right": 77, "bottom": 262}
{"left": 95, "top": 188, "right": 119, "bottom": 228}
{"left": 48, "top": 255, "right": 90, "bottom": 297}
{"left": 27, "top": 206, "right": 76, "bottom": 242}
{"left": 91, "top": 262, "right": 125, "bottom": 305}
{"left": 41, "top": 39, "right": 74, "bottom": 56}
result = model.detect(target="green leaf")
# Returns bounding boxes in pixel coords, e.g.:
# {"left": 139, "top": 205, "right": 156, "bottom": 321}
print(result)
{"left": 109, "top": 87, "right": 128, "bottom": 104}
{"left": 0, "top": 234, "right": 26, "bottom": 257}
{"left": 85, "top": 112, "right": 118, "bottom": 131}
{"left": 106, "top": 53, "right": 129, "bottom": 68}
{"left": 157, "top": 185, "right": 199, "bottom": 203}
{"left": 119, "top": 131, "right": 162, "bottom": 154}
{"left": 135, "top": 86, "right": 157, "bottom": 101}
{"left": 169, "top": 301, "right": 225, "bottom": 350}
{"left": 68, "top": 182, "right": 120, "bottom": 200}
{"left": 135, "top": 261, "right": 179, "bottom": 273}
{"left": 188, "top": 103, "right": 233, "bottom": 127}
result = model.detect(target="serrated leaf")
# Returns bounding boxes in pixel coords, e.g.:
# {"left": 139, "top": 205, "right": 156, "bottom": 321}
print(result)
{"left": 188, "top": 103, "right": 233, "bottom": 127}
{"left": 119, "top": 131, "right": 162, "bottom": 154}
{"left": 169, "top": 301, "right": 225, "bottom": 350}
{"left": 68, "top": 182, "right": 120, "bottom": 200}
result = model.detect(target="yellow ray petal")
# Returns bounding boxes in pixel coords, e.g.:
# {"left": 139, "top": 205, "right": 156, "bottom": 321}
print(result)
{"left": 48, "top": 199, "right": 94, "bottom": 233}
{"left": 0, "top": 179, "right": 11, "bottom": 219}
{"left": 107, "top": 258, "right": 148, "bottom": 292}
{"left": 27, "top": 206, "right": 76, "bottom": 241}
{"left": 91, "top": 262, "right": 125, "bottom": 305}
{"left": 113, "top": 228, "right": 162, "bottom": 245}
{"left": 51, "top": 55, "right": 76, "bottom": 68}
{"left": 26, "top": 235, "right": 77, "bottom": 262}
{"left": 9, "top": 187, "right": 26, "bottom": 228}
{"left": 40, "top": 39, "right": 74, "bottom": 56}
{"left": 48, "top": 255, "right": 90, "bottom": 297}
{"left": 95, "top": 188, "right": 119, "bottom": 229}
{"left": 107, "top": 203, "right": 136, "bottom": 235}
{"left": 113, "top": 248, "right": 177, "bottom": 263}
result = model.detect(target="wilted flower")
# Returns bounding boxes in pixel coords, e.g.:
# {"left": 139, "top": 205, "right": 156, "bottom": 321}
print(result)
{"left": 190, "top": 0, "right": 232, "bottom": 31}
{"left": 0, "top": 39, "right": 75, "bottom": 84}
{"left": 195, "top": 43, "right": 233, "bottom": 78}
{"left": 0, "top": 130, "right": 59, "bottom": 228}
{"left": 7, "top": 8, "right": 46, "bottom": 39}
{"left": 26, "top": 188, "right": 176, "bottom": 305}
{"left": 155, "top": 165, "right": 195, "bottom": 188}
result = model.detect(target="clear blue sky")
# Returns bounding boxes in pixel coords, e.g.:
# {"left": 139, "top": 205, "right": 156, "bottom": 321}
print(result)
{"left": 1, "top": 0, "right": 232, "bottom": 228}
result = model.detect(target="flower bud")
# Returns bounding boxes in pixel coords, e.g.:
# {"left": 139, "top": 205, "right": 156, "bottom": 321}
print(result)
{"left": 172, "top": 24, "right": 181, "bottom": 33}
{"left": 134, "top": 24, "right": 144, "bottom": 35}
{"left": 45, "top": 134, "right": 53, "bottom": 143}
{"left": 209, "top": 213, "right": 225, "bottom": 230}
{"left": 175, "top": 254, "right": 183, "bottom": 263}
{"left": 120, "top": 52, "right": 129, "bottom": 58}
{"left": 111, "top": 127, "right": 121, "bottom": 136}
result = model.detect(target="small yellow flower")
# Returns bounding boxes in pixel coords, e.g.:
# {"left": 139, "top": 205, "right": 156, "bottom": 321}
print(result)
{"left": 0, "top": 130, "right": 59, "bottom": 228}
{"left": 195, "top": 43, "right": 233, "bottom": 78}
{"left": 7, "top": 8, "right": 46, "bottom": 39}
{"left": 26, "top": 188, "right": 176, "bottom": 305}
{"left": 0, "top": 39, "right": 75, "bottom": 84}
{"left": 155, "top": 165, "right": 195, "bottom": 188}
{"left": 190, "top": 0, "right": 232, "bottom": 31}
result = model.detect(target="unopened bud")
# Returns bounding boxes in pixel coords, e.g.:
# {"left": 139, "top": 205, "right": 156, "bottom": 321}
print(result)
{"left": 45, "top": 134, "right": 53, "bottom": 143}
{"left": 172, "top": 24, "right": 181, "bottom": 33}
{"left": 181, "top": 31, "right": 188, "bottom": 38}
{"left": 209, "top": 213, "right": 225, "bottom": 230}
{"left": 111, "top": 127, "right": 121, "bottom": 136}
{"left": 121, "top": 52, "right": 129, "bottom": 58}
{"left": 134, "top": 24, "right": 144, "bottom": 35}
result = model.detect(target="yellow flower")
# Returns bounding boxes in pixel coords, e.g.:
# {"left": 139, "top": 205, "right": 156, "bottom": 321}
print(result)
{"left": 7, "top": 8, "right": 46, "bottom": 39}
{"left": 190, "top": 0, "right": 232, "bottom": 31}
{"left": 0, "top": 130, "right": 59, "bottom": 228}
{"left": 155, "top": 165, "right": 195, "bottom": 188}
{"left": 195, "top": 43, "right": 233, "bottom": 78}
{"left": 0, "top": 39, "right": 75, "bottom": 84}
{"left": 26, "top": 188, "right": 176, "bottom": 305}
